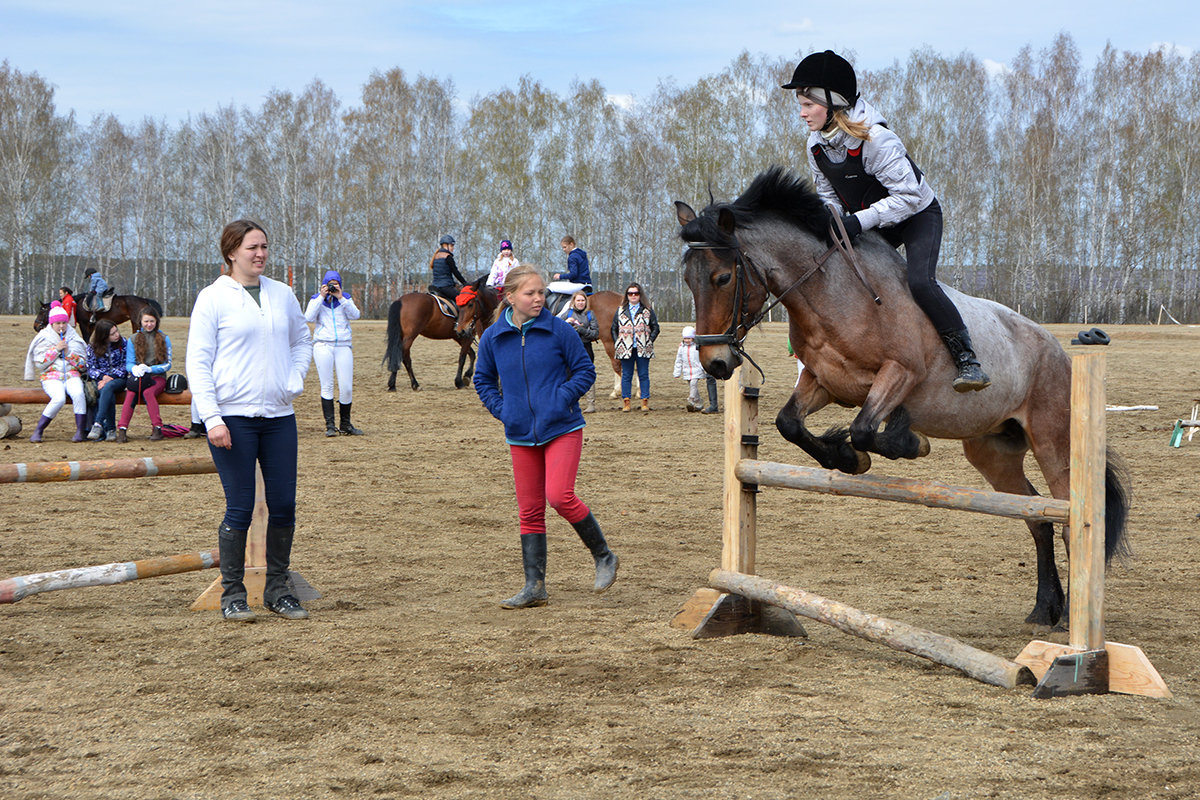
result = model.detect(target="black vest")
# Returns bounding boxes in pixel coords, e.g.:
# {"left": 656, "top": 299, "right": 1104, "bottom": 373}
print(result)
{"left": 811, "top": 142, "right": 923, "bottom": 211}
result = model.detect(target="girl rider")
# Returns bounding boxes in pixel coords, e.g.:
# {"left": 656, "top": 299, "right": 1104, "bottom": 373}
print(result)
{"left": 783, "top": 50, "right": 989, "bottom": 392}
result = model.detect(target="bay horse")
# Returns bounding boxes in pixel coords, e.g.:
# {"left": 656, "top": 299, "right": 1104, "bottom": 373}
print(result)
{"left": 675, "top": 166, "right": 1129, "bottom": 628}
{"left": 384, "top": 278, "right": 490, "bottom": 391}
{"left": 36, "top": 293, "right": 163, "bottom": 340}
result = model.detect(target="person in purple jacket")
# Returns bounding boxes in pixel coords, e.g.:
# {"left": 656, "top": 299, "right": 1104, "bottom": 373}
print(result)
{"left": 84, "top": 319, "right": 128, "bottom": 441}
{"left": 473, "top": 264, "right": 617, "bottom": 609}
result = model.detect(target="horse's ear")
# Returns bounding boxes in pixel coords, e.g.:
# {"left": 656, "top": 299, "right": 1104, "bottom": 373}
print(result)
{"left": 717, "top": 207, "right": 736, "bottom": 236}
{"left": 675, "top": 202, "right": 697, "bottom": 227}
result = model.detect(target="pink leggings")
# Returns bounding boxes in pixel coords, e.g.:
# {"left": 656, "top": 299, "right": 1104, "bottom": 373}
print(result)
{"left": 118, "top": 375, "right": 166, "bottom": 428}
{"left": 509, "top": 429, "right": 589, "bottom": 535}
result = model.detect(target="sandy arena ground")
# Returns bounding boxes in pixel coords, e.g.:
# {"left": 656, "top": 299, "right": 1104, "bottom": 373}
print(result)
{"left": 1, "top": 313, "right": 1198, "bottom": 799}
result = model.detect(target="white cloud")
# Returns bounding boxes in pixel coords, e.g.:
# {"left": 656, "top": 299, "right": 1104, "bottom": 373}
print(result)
{"left": 606, "top": 93, "right": 635, "bottom": 111}
{"left": 982, "top": 59, "right": 1010, "bottom": 79}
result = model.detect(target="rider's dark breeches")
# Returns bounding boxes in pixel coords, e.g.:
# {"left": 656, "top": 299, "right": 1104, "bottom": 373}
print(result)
{"left": 879, "top": 199, "right": 965, "bottom": 334}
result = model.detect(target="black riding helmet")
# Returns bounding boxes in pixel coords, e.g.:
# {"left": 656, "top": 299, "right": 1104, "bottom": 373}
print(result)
{"left": 781, "top": 50, "right": 858, "bottom": 110}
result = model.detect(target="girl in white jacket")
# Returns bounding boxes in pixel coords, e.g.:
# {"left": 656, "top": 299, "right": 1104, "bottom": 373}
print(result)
{"left": 186, "top": 219, "right": 313, "bottom": 623}
{"left": 305, "top": 269, "right": 363, "bottom": 436}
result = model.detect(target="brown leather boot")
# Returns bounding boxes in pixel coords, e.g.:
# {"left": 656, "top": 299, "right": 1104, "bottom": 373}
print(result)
{"left": 622, "top": 398, "right": 631, "bottom": 413}
{"left": 149, "top": 426, "right": 164, "bottom": 441}
{"left": 115, "top": 428, "right": 128, "bottom": 443}
{"left": 641, "top": 398, "right": 650, "bottom": 413}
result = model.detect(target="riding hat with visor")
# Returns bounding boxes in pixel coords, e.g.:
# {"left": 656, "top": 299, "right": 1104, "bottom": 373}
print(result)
{"left": 782, "top": 50, "right": 858, "bottom": 128}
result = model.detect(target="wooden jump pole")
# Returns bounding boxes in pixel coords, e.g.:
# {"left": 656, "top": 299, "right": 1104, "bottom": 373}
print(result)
{"left": 710, "top": 568, "right": 1034, "bottom": 689}
{"left": 0, "top": 387, "right": 192, "bottom": 405}
{"left": 674, "top": 354, "right": 1168, "bottom": 697}
{"left": 0, "top": 455, "right": 217, "bottom": 484}
{"left": 1, "top": 549, "right": 219, "bottom": 604}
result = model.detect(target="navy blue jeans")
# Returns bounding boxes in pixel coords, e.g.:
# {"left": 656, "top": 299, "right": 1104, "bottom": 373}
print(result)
{"left": 94, "top": 377, "right": 127, "bottom": 433}
{"left": 208, "top": 415, "right": 298, "bottom": 531}
{"left": 620, "top": 348, "right": 651, "bottom": 400}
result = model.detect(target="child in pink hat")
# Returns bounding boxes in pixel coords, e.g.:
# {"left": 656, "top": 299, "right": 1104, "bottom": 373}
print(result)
{"left": 24, "top": 302, "right": 89, "bottom": 442}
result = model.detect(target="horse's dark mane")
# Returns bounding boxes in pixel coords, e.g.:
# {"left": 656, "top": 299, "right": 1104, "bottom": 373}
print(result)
{"left": 680, "top": 166, "right": 829, "bottom": 245}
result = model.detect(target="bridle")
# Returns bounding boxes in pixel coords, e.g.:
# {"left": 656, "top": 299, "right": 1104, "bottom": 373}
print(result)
{"left": 684, "top": 213, "right": 880, "bottom": 379}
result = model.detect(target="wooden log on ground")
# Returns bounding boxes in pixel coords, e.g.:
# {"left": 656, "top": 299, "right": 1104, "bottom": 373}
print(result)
{"left": 0, "top": 415, "right": 21, "bottom": 439}
{"left": 0, "top": 402, "right": 11, "bottom": 415}
{"left": 1, "top": 549, "right": 220, "bottom": 604}
{"left": 735, "top": 459, "right": 1070, "bottom": 524}
{"left": 709, "top": 569, "right": 1036, "bottom": 690}
{"left": 0, "top": 387, "right": 191, "bottom": 405}
{"left": 0, "top": 455, "right": 216, "bottom": 484}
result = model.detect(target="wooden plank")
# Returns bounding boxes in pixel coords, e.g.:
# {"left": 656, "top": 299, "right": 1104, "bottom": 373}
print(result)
{"left": 710, "top": 569, "right": 1035, "bottom": 690}
{"left": 721, "top": 365, "right": 760, "bottom": 574}
{"left": 1069, "top": 354, "right": 1106, "bottom": 651}
{"left": 0, "top": 387, "right": 192, "bottom": 405}
{"left": 1015, "top": 640, "right": 1171, "bottom": 698}
{"left": 737, "top": 460, "right": 1070, "bottom": 523}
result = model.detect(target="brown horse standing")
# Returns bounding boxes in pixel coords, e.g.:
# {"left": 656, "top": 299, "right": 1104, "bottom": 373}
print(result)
{"left": 385, "top": 279, "right": 493, "bottom": 391}
{"left": 35, "top": 294, "right": 162, "bottom": 340}
{"left": 676, "top": 167, "right": 1131, "bottom": 629}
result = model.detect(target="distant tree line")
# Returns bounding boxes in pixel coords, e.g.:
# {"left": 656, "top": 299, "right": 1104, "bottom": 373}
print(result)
{"left": 1, "top": 34, "right": 1197, "bottom": 323}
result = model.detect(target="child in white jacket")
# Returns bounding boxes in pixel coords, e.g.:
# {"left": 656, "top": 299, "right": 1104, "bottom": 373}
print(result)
{"left": 673, "top": 326, "right": 707, "bottom": 412}
{"left": 305, "top": 269, "right": 363, "bottom": 436}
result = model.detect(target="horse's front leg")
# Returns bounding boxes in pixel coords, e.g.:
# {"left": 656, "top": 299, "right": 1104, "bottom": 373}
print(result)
{"left": 849, "top": 361, "right": 930, "bottom": 461}
{"left": 775, "top": 373, "right": 869, "bottom": 474}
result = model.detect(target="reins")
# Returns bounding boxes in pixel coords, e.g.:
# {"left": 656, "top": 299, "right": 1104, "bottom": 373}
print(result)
{"left": 685, "top": 214, "right": 881, "bottom": 379}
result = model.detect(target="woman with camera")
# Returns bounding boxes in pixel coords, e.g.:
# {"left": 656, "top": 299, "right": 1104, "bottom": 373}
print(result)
{"left": 305, "top": 269, "right": 363, "bottom": 436}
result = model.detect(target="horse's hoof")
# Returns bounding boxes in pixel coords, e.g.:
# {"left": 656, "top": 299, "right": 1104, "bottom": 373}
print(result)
{"left": 915, "top": 433, "right": 931, "bottom": 457}
{"left": 837, "top": 450, "right": 871, "bottom": 475}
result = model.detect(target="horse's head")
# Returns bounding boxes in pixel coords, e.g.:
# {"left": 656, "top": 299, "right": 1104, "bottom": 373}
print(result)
{"left": 676, "top": 201, "right": 769, "bottom": 379}
{"left": 454, "top": 279, "right": 498, "bottom": 342}
{"left": 33, "top": 302, "right": 50, "bottom": 332}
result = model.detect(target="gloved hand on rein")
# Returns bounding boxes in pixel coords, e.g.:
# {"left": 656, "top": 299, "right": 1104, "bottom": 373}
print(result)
{"left": 838, "top": 213, "right": 862, "bottom": 241}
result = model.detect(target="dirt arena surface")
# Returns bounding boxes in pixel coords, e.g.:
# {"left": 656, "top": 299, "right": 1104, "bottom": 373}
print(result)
{"left": 1, "top": 313, "right": 1198, "bottom": 800}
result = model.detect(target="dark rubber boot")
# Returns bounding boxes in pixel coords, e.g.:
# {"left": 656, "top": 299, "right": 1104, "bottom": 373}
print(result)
{"left": 940, "top": 329, "right": 991, "bottom": 393}
{"left": 29, "top": 415, "right": 52, "bottom": 443}
{"left": 322, "top": 398, "right": 338, "bottom": 437}
{"left": 501, "top": 534, "right": 548, "bottom": 608}
{"left": 263, "top": 525, "right": 307, "bottom": 619}
{"left": 570, "top": 512, "right": 619, "bottom": 592}
{"left": 183, "top": 422, "right": 207, "bottom": 439}
{"left": 702, "top": 377, "right": 719, "bottom": 413}
{"left": 149, "top": 426, "right": 164, "bottom": 441}
{"left": 72, "top": 413, "right": 88, "bottom": 442}
{"left": 339, "top": 403, "right": 364, "bottom": 435}
{"left": 218, "top": 522, "right": 254, "bottom": 621}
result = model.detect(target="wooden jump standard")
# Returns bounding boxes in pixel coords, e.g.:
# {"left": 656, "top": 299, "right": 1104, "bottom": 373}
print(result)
{"left": 0, "top": 455, "right": 318, "bottom": 610}
{"left": 0, "top": 387, "right": 192, "bottom": 405}
{"left": 672, "top": 353, "right": 1168, "bottom": 698}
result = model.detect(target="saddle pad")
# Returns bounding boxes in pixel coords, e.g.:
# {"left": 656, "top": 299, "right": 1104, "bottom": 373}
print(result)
{"left": 431, "top": 294, "right": 457, "bottom": 318}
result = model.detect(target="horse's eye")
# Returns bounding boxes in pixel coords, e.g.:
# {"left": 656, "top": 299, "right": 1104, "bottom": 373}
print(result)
{"left": 715, "top": 273, "right": 733, "bottom": 287}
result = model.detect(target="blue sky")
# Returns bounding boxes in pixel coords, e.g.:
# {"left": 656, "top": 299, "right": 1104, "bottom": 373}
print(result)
{"left": 1, "top": 0, "right": 1195, "bottom": 124}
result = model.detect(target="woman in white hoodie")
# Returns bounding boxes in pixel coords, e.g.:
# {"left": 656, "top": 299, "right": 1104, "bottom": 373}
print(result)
{"left": 186, "top": 219, "right": 313, "bottom": 623}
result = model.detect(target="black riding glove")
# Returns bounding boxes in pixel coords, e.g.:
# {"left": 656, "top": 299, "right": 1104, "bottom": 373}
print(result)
{"left": 839, "top": 214, "right": 862, "bottom": 240}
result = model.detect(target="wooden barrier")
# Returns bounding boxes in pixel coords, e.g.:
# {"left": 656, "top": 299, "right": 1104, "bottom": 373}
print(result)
{"left": 0, "top": 387, "right": 192, "bottom": 405}
{"left": 0, "top": 454, "right": 216, "bottom": 484}
{"left": 672, "top": 354, "right": 1168, "bottom": 698}
{"left": 1, "top": 457, "right": 318, "bottom": 610}
{"left": 1, "top": 549, "right": 219, "bottom": 604}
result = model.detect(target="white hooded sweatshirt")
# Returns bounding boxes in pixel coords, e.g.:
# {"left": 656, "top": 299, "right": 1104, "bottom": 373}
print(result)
{"left": 186, "top": 275, "right": 313, "bottom": 430}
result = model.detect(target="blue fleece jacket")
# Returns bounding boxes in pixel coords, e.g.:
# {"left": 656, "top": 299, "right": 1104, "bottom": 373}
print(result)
{"left": 564, "top": 247, "right": 591, "bottom": 285}
{"left": 474, "top": 306, "right": 596, "bottom": 445}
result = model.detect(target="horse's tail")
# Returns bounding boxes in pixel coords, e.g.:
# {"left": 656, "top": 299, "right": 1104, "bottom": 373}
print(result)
{"left": 383, "top": 298, "right": 405, "bottom": 372}
{"left": 1104, "top": 446, "right": 1132, "bottom": 562}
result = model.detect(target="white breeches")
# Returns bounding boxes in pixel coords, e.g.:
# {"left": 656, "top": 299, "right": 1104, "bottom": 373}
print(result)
{"left": 42, "top": 376, "right": 86, "bottom": 418}
{"left": 314, "top": 342, "right": 354, "bottom": 403}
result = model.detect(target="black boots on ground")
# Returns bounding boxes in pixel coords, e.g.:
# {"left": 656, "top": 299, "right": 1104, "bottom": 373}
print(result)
{"left": 218, "top": 522, "right": 307, "bottom": 622}
{"left": 571, "top": 512, "right": 619, "bottom": 592}
{"left": 339, "top": 403, "right": 364, "bottom": 435}
{"left": 323, "top": 398, "right": 364, "bottom": 436}
{"left": 501, "top": 533, "right": 548, "bottom": 609}
{"left": 218, "top": 522, "right": 254, "bottom": 622}
{"left": 940, "top": 328, "right": 991, "bottom": 392}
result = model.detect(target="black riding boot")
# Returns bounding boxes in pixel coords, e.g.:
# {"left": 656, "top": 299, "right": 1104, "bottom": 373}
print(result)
{"left": 322, "top": 398, "right": 338, "bottom": 437}
{"left": 501, "top": 533, "right": 548, "bottom": 609}
{"left": 218, "top": 522, "right": 254, "bottom": 622}
{"left": 264, "top": 524, "right": 308, "bottom": 619}
{"left": 702, "top": 377, "right": 719, "bottom": 414}
{"left": 570, "top": 512, "right": 619, "bottom": 592}
{"left": 940, "top": 329, "right": 991, "bottom": 393}
{"left": 339, "top": 402, "right": 364, "bottom": 435}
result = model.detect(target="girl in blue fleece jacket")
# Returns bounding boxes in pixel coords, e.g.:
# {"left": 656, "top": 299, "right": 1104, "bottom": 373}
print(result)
{"left": 474, "top": 265, "right": 618, "bottom": 609}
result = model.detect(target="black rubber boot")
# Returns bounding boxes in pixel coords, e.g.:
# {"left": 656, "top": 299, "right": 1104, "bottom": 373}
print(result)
{"left": 570, "top": 512, "right": 619, "bottom": 592}
{"left": 940, "top": 329, "right": 991, "bottom": 393}
{"left": 501, "top": 534, "right": 548, "bottom": 609}
{"left": 184, "top": 421, "right": 207, "bottom": 439}
{"left": 263, "top": 524, "right": 308, "bottom": 619}
{"left": 339, "top": 403, "right": 364, "bottom": 435}
{"left": 322, "top": 397, "right": 338, "bottom": 437}
{"left": 702, "top": 377, "right": 719, "bottom": 414}
{"left": 218, "top": 523, "right": 255, "bottom": 622}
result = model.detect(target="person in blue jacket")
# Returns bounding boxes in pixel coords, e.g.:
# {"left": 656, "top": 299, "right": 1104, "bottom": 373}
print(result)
{"left": 555, "top": 235, "right": 591, "bottom": 288}
{"left": 474, "top": 264, "right": 618, "bottom": 609}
